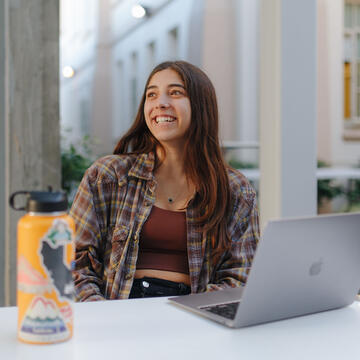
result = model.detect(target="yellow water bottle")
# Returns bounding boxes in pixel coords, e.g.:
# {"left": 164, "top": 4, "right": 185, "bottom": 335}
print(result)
{"left": 9, "top": 190, "right": 75, "bottom": 344}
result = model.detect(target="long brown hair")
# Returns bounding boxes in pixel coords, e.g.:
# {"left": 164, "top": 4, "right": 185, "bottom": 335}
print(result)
{"left": 114, "top": 61, "right": 232, "bottom": 261}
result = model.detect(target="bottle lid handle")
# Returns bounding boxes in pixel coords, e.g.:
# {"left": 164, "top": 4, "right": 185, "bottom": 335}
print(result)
{"left": 9, "top": 191, "right": 30, "bottom": 211}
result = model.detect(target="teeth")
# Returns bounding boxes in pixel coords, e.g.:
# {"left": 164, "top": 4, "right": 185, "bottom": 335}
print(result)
{"left": 155, "top": 116, "right": 175, "bottom": 123}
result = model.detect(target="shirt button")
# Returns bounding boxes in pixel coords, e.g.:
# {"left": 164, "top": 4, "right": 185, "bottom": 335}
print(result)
{"left": 125, "top": 274, "right": 132, "bottom": 280}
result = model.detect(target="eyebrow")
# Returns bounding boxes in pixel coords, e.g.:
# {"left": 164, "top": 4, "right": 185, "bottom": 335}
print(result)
{"left": 146, "top": 83, "right": 185, "bottom": 91}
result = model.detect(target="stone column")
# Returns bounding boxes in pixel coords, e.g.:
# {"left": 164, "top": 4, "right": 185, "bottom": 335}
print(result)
{"left": 234, "top": 0, "right": 260, "bottom": 164}
{"left": 259, "top": 0, "right": 317, "bottom": 229}
{"left": 0, "top": 0, "right": 60, "bottom": 306}
{"left": 0, "top": 0, "right": 7, "bottom": 307}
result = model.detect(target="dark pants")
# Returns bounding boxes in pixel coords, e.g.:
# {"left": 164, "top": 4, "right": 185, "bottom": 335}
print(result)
{"left": 129, "top": 277, "right": 191, "bottom": 299}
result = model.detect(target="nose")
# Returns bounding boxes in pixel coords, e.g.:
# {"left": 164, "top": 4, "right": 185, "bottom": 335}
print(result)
{"left": 159, "top": 103, "right": 170, "bottom": 109}
{"left": 155, "top": 93, "right": 170, "bottom": 109}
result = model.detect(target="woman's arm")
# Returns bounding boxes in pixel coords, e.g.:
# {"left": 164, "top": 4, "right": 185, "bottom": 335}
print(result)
{"left": 70, "top": 168, "right": 107, "bottom": 301}
{"left": 205, "top": 187, "right": 260, "bottom": 291}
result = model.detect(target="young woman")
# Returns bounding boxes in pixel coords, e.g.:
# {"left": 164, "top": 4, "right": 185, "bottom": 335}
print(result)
{"left": 70, "top": 60, "right": 260, "bottom": 301}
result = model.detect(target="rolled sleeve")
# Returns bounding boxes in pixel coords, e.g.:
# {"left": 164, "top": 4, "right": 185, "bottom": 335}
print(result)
{"left": 206, "top": 187, "right": 260, "bottom": 291}
{"left": 70, "top": 168, "right": 106, "bottom": 302}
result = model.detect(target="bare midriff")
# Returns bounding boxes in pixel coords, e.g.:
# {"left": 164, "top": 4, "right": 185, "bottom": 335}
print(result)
{"left": 134, "top": 269, "right": 191, "bottom": 286}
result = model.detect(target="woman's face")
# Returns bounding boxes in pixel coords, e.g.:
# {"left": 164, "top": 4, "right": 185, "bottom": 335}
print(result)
{"left": 144, "top": 68, "right": 191, "bottom": 147}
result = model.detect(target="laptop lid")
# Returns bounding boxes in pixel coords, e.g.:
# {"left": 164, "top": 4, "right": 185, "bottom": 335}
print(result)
{"left": 234, "top": 212, "right": 360, "bottom": 327}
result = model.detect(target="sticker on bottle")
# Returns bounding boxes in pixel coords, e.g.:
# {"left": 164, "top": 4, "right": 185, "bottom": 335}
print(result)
{"left": 17, "top": 217, "right": 74, "bottom": 344}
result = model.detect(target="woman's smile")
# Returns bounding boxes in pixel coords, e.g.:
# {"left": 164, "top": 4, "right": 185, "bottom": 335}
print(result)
{"left": 153, "top": 115, "right": 177, "bottom": 124}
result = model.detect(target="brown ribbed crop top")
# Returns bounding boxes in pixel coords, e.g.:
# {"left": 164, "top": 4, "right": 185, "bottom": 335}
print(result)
{"left": 136, "top": 205, "right": 189, "bottom": 275}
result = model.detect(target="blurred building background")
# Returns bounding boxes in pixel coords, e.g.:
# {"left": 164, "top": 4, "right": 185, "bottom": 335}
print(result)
{"left": 60, "top": 0, "right": 360, "bottom": 164}
{"left": 1, "top": 0, "right": 360, "bottom": 306}
{"left": 60, "top": 0, "right": 360, "bottom": 213}
{"left": 60, "top": 0, "right": 259, "bottom": 162}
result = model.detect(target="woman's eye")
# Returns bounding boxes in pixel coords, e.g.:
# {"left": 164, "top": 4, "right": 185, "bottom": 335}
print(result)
{"left": 146, "top": 92, "right": 156, "bottom": 98}
{"left": 170, "top": 89, "right": 183, "bottom": 96}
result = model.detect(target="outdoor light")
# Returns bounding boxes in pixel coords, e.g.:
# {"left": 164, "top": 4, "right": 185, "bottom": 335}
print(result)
{"left": 131, "top": 4, "right": 147, "bottom": 19}
{"left": 62, "top": 66, "right": 75, "bottom": 78}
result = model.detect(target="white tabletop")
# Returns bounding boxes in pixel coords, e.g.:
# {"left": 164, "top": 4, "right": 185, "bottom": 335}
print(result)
{"left": 1, "top": 298, "right": 360, "bottom": 360}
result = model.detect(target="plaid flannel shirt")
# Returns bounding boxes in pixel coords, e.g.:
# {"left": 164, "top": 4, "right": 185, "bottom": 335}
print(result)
{"left": 70, "top": 152, "right": 260, "bottom": 301}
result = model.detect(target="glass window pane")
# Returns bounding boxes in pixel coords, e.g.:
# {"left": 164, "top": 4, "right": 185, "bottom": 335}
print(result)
{"left": 345, "top": 4, "right": 353, "bottom": 28}
{"left": 130, "top": 52, "right": 138, "bottom": 121}
{"left": 344, "top": 63, "right": 351, "bottom": 119}
{"left": 345, "top": 34, "right": 353, "bottom": 62}
{"left": 80, "top": 99, "right": 90, "bottom": 135}
{"left": 357, "top": 5, "right": 360, "bottom": 26}
{"left": 357, "top": 92, "right": 360, "bottom": 117}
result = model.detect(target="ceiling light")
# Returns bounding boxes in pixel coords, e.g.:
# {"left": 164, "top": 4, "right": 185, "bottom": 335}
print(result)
{"left": 62, "top": 66, "right": 75, "bottom": 78}
{"left": 131, "top": 4, "right": 147, "bottom": 19}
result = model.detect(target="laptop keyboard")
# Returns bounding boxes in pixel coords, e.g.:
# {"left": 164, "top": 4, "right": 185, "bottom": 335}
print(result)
{"left": 200, "top": 301, "right": 240, "bottom": 320}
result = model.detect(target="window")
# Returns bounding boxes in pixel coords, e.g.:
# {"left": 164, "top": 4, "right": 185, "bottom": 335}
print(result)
{"left": 110, "top": 0, "right": 125, "bottom": 6}
{"left": 147, "top": 41, "right": 156, "bottom": 73}
{"left": 130, "top": 52, "right": 138, "bottom": 122}
{"left": 80, "top": 99, "right": 90, "bottom": 136}
{"left": 115, "top": 60, "right": 125, "bottom": 136}
{"left": 168, "top": 27, "right": 179, "bottom": 59}
{"left": 343, "top": 2, "right": 360, "bottom": 139}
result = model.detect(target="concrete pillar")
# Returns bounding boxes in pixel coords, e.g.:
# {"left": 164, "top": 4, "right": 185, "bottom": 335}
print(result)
{"left": 0, "top": 0, "right": 60, "bottom": 306}
{"left": 0, "top": 0, "right": 7, "bottom": 308}
{"left": 259, "top": 0, "right": 317, "bottom": 229}
{"left": 235, "top": 0, "right": 259, "bottom": 164}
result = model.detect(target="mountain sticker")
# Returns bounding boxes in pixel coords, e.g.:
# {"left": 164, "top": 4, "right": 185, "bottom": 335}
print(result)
{"left": 19, "top": 296, "right": 70, "bottom": 343}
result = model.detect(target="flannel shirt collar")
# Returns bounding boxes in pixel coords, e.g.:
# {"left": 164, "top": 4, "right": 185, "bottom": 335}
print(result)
{"left": 127, "top": 152, "right": 155, "bottom": 181}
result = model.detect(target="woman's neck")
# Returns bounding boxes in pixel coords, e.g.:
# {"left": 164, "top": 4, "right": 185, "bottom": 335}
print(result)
{"left": 154, "top": 146, "right": 194, "bottom": 210}
{"left": 155, "top": 146, "right": 185, "bottom": 179}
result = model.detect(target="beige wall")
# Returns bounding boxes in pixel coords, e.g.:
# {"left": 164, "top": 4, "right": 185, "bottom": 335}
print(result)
{"left": 202, "top": 0, "right": 237, "bottom": 141}
{"left": 317, "top": 0, "right": 332, "bottom": 164}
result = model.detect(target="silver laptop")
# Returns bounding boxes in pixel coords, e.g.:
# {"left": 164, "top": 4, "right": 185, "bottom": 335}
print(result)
{"left": 169, "top": 212, "right": 360, "bottom": 328}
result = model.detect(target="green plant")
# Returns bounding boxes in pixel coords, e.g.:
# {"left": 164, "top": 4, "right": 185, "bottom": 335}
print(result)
{"left": 344, "top": 179, "right": 360, "bottom": 211}
{"left": 61, "top": 134, "right": 95, "bottom": 205}
{"left": 317, "top": 161, "right": 343, "bottom": 207}
{"left": 228, "top": 159, "right": 258, "bottom": 169}
{"left": 317, "top": 179, "right": 343, "bottom": 206}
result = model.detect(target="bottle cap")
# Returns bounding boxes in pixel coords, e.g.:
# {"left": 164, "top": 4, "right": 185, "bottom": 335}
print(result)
{"left": 26, "top": 191, "right": 68, "bottom": 212}
{"left": 9, "top": 190, "right": 68, "bottom": 213}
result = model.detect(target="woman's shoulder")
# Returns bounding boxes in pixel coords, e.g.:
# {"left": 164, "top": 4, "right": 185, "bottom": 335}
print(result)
{"left": 85, "top": 153, "right": 147, "bottom": 184}
{"left": 226, "top": 166, "right": 257, "bottom": 206}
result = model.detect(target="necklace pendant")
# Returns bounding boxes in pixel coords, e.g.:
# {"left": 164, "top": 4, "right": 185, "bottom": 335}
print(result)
{"left": 168, "top": 197, "right": 173, "bottom": 203}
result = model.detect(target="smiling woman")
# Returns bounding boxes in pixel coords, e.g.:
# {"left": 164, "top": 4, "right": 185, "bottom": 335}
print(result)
{"left": 70, "top": 61, "right": 260, "bottom": 301}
